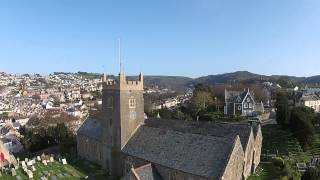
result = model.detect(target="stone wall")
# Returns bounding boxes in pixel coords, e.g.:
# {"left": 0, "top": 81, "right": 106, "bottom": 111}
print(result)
{"left": 77, "top": 134, "right": 103, "bottom": 166}
{"left": 243, "top": 128, "right": 255, "bottom": 179}
{"left": 253, "top": 125, "right": 263, "bottom": 172}
{"left": 221, "top": 136, "right": 244, "bottom": 180}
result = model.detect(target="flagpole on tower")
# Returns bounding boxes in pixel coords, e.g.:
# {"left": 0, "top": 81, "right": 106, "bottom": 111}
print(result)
{"left": 118, "top": 38, "right": 122, "bottom": 74}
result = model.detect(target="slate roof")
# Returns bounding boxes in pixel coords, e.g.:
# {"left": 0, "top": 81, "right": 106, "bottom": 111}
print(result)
{"left": 226, "top": 90, "right": 254, "bottom": 104}
{"left": 144, "top": 118, "right": 252, "bottom": 149}
{"left": 121, "top": 125, "right": 237, "bottom": 179}
{"left": 300, "top": 94, "right": 320, "bottom": 101}
{"left": 77, "top": 117, "right": 103, "bottom": 141}
{"left": 121, "top": 164, "right": 162, "bottom": 180}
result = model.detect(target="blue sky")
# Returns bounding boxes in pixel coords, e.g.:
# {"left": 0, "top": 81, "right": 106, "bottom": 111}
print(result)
{"left": 0, "top": 0, "right": 320, "bottom": 77}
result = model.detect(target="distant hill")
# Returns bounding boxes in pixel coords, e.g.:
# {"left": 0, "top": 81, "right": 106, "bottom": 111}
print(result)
{"left": 143, "top": 76, "right": 193, "bottom": 92}
{"left": 142, "top": 71, "right": 320, "bottom": 91}
{"left": 74, "top": 71, "right": 320, "bottom": 91}
{"left": 194, "top": 71, "right": 266, "bottom": 84}
{"left": 306, "top": 75, "right": 320, "bottom": 84}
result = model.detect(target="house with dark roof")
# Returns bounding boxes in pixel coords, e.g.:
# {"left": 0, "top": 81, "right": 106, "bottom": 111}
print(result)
{"left": 77, "top": 72, "right": 262, "bottom": 180}
{"left": 224, "top": 89, "right": 263, "bottom": 116}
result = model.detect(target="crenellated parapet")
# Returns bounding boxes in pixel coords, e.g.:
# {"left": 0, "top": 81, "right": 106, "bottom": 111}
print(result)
{"left": 103, "top": 72, "right": 143, "bottom": 91}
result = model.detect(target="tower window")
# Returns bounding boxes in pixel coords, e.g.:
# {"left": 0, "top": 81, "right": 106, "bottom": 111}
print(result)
{"left": 129, "top": 98, "right": 136, "bottom": 108}
{"left": 106, "top": 97, "right": 113, "bottom": 108}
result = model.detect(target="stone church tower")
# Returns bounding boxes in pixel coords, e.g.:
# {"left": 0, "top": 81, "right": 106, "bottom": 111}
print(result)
{"left": 101, "top": 72, "right": 144, "bottom": 176}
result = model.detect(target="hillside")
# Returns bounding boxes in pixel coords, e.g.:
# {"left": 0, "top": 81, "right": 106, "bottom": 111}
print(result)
{"left": 194, "top": 71, "right": 266, "bottom": 84}
{"left": 143, "top": 76, "right": 193, "bottom": 92}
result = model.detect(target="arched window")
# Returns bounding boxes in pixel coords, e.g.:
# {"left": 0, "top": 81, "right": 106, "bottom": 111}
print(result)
{"left": 129, "top": 98, "right": 136, "bottom": 108}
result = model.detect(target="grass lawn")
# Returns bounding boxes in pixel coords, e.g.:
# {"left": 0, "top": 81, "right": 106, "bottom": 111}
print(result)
{"left": 261, "top": 124, "right": 309, "bottom": 162}
{"left": 0, "top": 161, "right": 86, "bottom": 179}
{"left": 1, "top": 146, "right": 111, "bottom": 180}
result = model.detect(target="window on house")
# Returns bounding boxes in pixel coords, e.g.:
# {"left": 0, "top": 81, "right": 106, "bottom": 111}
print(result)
{"left": 238, "top": 106, "right": 241, "bottom": 110}
{"left": 244, "top": 103, "right": 248, "bottom": 108}
{"left": 129, "top": 98, "right": 136, "bottom": 108}
{"left": 249, "top": 103, "right": 252, "bottom": 108}
{"left": 109, "top": 118, "right": 112, "bottom": 126}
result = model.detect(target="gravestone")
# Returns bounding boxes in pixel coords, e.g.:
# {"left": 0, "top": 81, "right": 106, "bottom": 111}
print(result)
{"left": 37, "top": 156, "right": 41, "bottom": 161}
{"left": 11, "top": 168, "right": 16, "bottom": 176}
{"left": 62, "top": 158, "right": 67, "bottom": 165}
{"left": 27, "top": 170, "right": 33, "bottom": 179}
{"left": 27, "top": 161, "right": 33, "bottom": 166}
{"left": 42, "top": 160, "right": 47, "bottom": 166}
{"left": 21, "top": 161, "right": 26, "bottom": 168}
{"left": 32, "top": 166, "right": 36, "bottom": 171}
{"left": 50, "top": 157, "right": 54, "bottom": 162}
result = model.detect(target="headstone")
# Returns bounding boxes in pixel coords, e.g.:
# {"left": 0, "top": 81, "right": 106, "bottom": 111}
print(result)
{"left": 32, "top": 166, "right": 36, "bottom": 171}
{"left": 21, "top": 161, "right": 26, "bottom": 167}
{"left": 11, "top": 168, "right": 16, "bottom": 176}
{"left": 62, "top": 158, "right": 67, "bottom": 165}
{"left": 50, "top": 157, "right": 54, "bottom": 162}
{"left": 25, "top": 158, "right": 28, "bottom": 162}
{"left": 37, "top": 156, "right": 41, "bottom": 161}
{"left": 27, "top": 161, "right": 33, "bottom": 166}
{"left": 23, "top": 167, "right": 28, "bottom": 173}
{"left": 51, "top": 175, "right": 58, "bottom": 180}
{"left": 42, "top": 160, "right": 47, "bottom": 166}
{"left": 27, "top": 170, "right": 33, "bottom": 179}
{"left": 16, "top": 176, "right": 22, "bottom": 180}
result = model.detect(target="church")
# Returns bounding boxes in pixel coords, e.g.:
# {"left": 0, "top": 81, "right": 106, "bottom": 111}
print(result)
{"left": 77, "top": 72, "right": 262, "bottom": 180}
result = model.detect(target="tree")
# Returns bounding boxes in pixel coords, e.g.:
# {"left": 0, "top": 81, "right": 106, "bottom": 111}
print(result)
{"left": 272, "top": 157, "right": 301, "bottom": 180}
{"left": 189, "top": 91, "right": 214, "bottom": 116}
{"left": 290, "top": 107, "right": 315, "bottom": 150}
{"left": 302, "top": 167, "right": 320, "bottom": 180}
{"left": 189, "top": 83, "right": 215, "bottom": 116}
{"left": 276, "top": 92, "right": 290, "bottom": 127}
